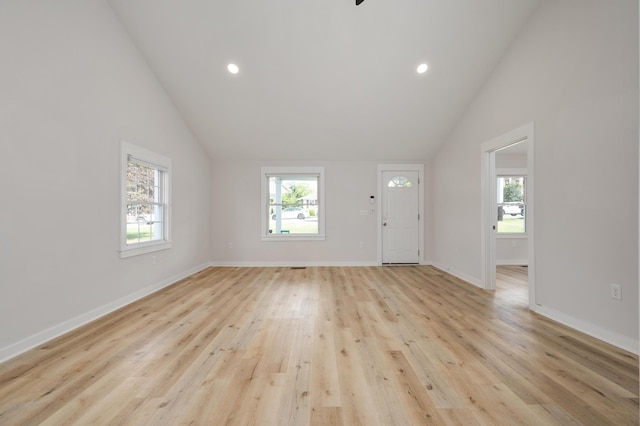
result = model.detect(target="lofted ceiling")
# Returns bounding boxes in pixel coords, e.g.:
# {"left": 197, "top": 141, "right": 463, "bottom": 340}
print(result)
{"left": 108, "top": 0, "right": 541, "bottom": 161}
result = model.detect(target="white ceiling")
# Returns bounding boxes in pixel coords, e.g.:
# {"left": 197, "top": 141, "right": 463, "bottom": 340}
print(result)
{"left": 108, "top": 0, "right": 541, "bottom": 161}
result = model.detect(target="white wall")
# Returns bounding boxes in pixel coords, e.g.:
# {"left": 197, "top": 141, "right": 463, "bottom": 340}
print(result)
{"left": 210, "top": 160, "right": 431, "bottom": 266}
{"left": 496, "top": 238, "right": 528, "bottom": 266}
{"left": 431, "top": 0, "right": 638, "bottom": 352}
{"left": 496, "top": 153, "right": 527, "bottom": 169}
{"left": 0, "top": 0, "right": 211, "bottom": 361}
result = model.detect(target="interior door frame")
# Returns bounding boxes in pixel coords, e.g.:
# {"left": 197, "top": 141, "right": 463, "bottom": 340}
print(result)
{"left": 377, "top": 164, "right": 424, "bottom": 265}
{"left": 481, "top": 122, "right": 536, "bottom": 309}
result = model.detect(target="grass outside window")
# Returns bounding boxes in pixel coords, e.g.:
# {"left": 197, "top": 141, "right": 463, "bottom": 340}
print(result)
{"left": 268, "top": 218, "right": 318, "bottom": 235}
{"left": 497, "top": 216, "right": 525, "bottom": 234}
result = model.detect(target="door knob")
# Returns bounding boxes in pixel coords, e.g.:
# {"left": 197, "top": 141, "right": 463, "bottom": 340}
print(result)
{"left": 383, "top": 222, "right": 387, "bottom": 226}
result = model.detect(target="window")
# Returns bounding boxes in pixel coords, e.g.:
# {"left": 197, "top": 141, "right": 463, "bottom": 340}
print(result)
{"left": 261, "top": 167, "right": 325, "bottom": 240}
{"left": 497, "top": 175, "right": 526, "bottom": 234}
{"left": 120, "top": 141, "right": 172, "bottom": 258}
{"left": 388, "top": 175, "right": 413, "bottom": 188}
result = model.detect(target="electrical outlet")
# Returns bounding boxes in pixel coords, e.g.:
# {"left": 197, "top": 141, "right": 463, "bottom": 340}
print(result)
{"left": 610, "top": 283, "right": 622, "bottom": 300}
{"left": 227, "top": 242, "right": 233, "bottom": 249}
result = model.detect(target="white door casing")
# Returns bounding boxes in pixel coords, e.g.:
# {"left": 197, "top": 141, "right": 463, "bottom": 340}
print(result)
{"left": 381, "top": 169, "right": 420, "bottom": 264}
{"left": 481, "top": 122, "right": 536, "bottom": 309}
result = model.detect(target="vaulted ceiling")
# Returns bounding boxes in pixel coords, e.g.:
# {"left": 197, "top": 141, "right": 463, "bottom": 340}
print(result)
{"left": 108, "top": 0, "right": 540, "bottom": 161}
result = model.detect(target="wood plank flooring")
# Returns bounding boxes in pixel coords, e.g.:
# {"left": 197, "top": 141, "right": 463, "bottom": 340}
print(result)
{"left": 0, "top": 266, "right": 637, "bottom": 425}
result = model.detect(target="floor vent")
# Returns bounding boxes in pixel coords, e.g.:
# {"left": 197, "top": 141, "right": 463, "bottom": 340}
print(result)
{"left": 290, "top": 267, "right": 307, "bottom": 270}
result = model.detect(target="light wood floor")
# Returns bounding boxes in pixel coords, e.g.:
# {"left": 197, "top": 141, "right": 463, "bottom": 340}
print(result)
{"left": 0, "top": 266, "right": 637, "bottom": 425}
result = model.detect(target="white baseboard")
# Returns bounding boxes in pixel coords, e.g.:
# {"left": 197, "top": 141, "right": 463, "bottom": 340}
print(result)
{"left": 0, "top": 262, "right": 210, "bottom": 364}
{"left": 531, "top": 304, "right": 639, "bottom": 355}
{"left": 496, "top": 260, "right": 528, "bottom": 266}
{"left": 209, "top": 261, "right": 434, "bottom": 268}
{"left": 209, "top": 260, "right": 379, "bottom": 267}
{"left": 430, "top": 262, "right": 483, "bottom": 288}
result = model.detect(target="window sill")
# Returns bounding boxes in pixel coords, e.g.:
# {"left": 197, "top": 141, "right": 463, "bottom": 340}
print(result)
{"left": 261, "top": 234, "right": 326, "bottom": 242}
{"left": 120, "top": 241, "right": 172, "bottom": 258}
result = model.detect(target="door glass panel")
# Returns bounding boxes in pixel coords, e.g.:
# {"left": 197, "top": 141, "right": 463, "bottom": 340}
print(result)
{"left": 388, "top": 176, "right": 412, "bottom": 188}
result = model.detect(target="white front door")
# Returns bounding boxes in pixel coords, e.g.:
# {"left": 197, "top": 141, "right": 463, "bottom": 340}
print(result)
{"left": 382, "top": 170, "right": 420, "bottom": 264}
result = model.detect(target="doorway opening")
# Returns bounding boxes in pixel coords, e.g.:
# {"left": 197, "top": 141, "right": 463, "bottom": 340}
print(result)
{"left": 481, "top": 123, "right": 536, "bottom": 310}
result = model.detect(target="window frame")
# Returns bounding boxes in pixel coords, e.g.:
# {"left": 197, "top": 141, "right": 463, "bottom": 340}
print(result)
{"left": 260, "top": 166, "right": 326, "bottom": 241}
{"left": 496, "top": 168, "right": 527, "bottom": 238}
{"left": 120, "top": 141, "right": 172, "bottom": 258}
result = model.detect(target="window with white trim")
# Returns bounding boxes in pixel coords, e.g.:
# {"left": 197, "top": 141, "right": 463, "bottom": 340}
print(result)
{"left": 120, "top": 141, "right": 172, "bottom": 258}
{"left": 497, "top": 175, "right": 526, "bottom": 235}
{"left": 261, "top": 167, "right": 325, "bottom": 240}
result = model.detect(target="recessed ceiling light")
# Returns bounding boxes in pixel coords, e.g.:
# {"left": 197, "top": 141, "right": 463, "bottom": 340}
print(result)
{"left": 417, "top": 63, "right": 428, "bottom": 74}
{"left": 227, "top": 63, "right": 239, "bottom": 74}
